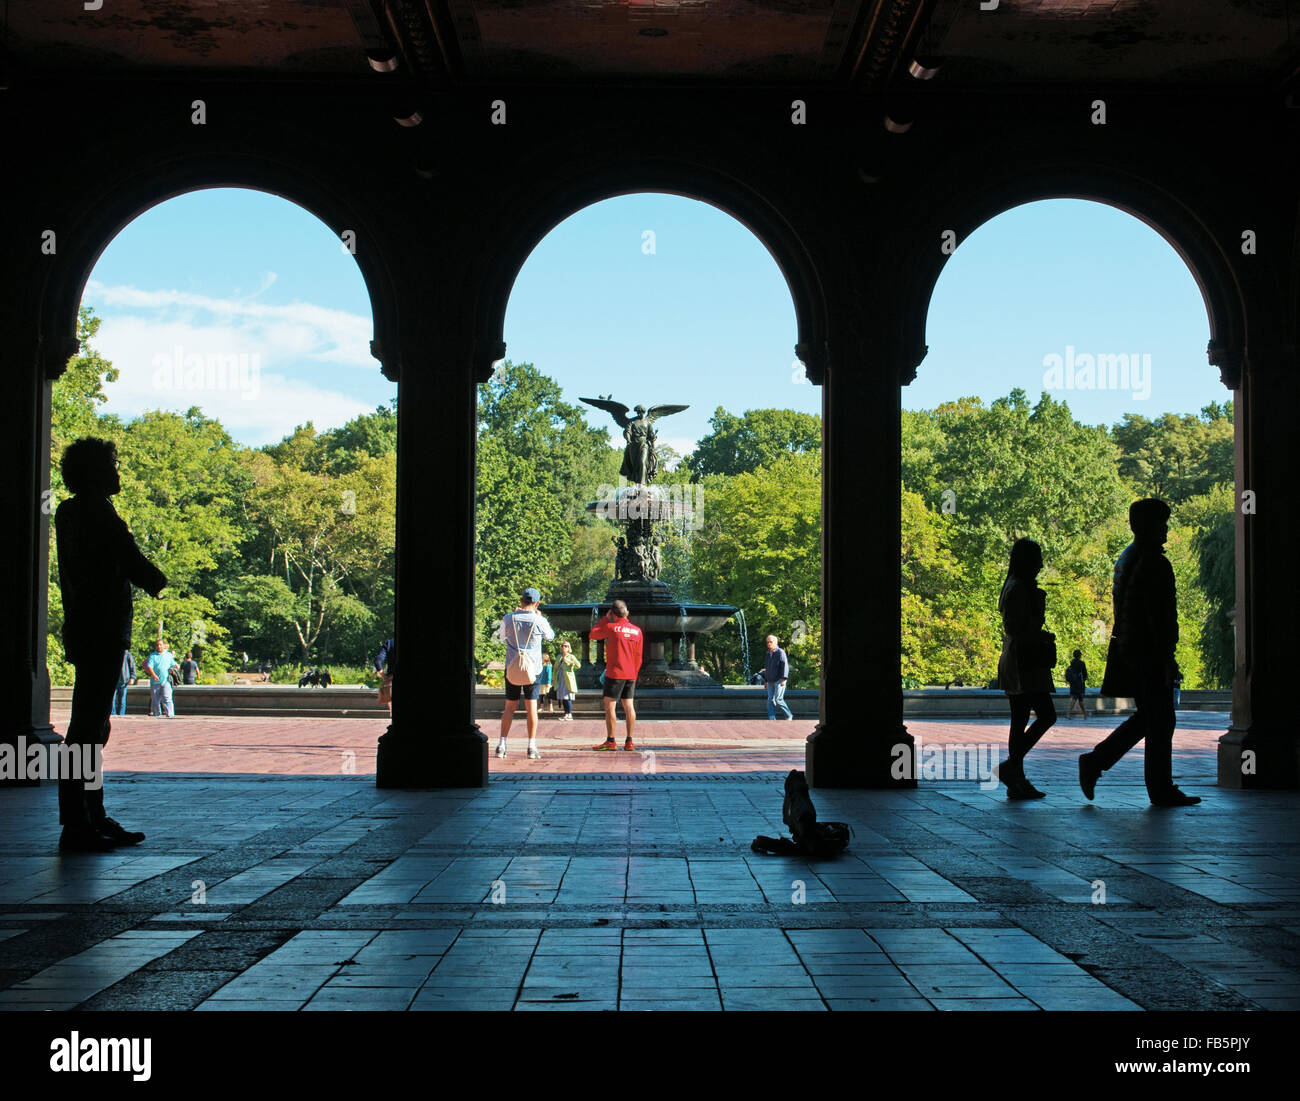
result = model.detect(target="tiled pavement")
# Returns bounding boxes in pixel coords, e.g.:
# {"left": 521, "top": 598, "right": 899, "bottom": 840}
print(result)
{"left": 1, "top": 711, "right": 1296, "bottom": 1011}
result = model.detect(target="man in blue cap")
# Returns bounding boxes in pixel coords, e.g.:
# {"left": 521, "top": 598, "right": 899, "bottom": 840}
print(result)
{"left": 496, "top": 587, "right": 555, "bottom": 760}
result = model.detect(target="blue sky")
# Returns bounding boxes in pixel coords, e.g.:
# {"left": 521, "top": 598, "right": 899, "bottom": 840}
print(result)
{"left": 82, "top": 189, "right": 1228, "bottom": 451}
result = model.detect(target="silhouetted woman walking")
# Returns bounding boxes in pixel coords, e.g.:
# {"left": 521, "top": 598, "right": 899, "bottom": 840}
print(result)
{"left": 996, "top": 538, "right": 1057, "bottom": 799}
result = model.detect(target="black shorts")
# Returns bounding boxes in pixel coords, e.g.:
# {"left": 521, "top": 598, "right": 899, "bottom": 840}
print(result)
{"left": 504, "top": 680, "right": 541, "bottom": 701}
{"left": 603, "top": 678, "right": 636, "bottom": 701}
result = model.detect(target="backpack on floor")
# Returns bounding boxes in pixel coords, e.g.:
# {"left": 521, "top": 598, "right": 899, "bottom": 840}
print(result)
{"left": 751, "top": 769, "right": 853, "bottom": 859}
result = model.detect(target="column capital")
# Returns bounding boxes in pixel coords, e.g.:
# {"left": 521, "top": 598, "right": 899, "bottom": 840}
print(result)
{"left": 42, "top": 334, "right": 81, "bottom": 382}
{"left": 475, "top": 338, "right": 506, "bottom": 385}
{"left": 794, "top": 341, "right": 827, "bottom": 385}
{"left": 370, "top": 339, "right": 400, "bottom": 383}
{"left": 1207, "top": 340, "right": 1242, "bottom": 389}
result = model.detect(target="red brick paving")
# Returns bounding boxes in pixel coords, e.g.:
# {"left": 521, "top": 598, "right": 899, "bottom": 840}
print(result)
{"left": 52, "top": 711, "right": 1227, "bottom": 780}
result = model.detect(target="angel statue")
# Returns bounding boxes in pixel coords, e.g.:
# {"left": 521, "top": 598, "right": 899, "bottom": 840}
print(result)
{"left": 581, "top": 396, "right": 689, "bottom": 485}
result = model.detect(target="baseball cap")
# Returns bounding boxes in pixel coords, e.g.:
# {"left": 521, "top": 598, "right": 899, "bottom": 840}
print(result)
{"left": 522, "top": 587, "right": 541, "bottom": 603}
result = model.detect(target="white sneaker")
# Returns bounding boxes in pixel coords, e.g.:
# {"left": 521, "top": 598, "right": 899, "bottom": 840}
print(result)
{"left": 495, "top": 743, "right": 507, "bottom": 759}
{"left": 562, "top": 714, "right": 573, "bottom": 722}
{"left": 527, "top": 745, "right": 542, "bottom": 759}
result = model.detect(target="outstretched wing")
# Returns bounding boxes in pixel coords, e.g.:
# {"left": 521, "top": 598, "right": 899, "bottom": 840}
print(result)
{"left": 644, "top": 403, "right": 689, "bottom": 424}
{"left": 580, "top": 397, "right": 631, "bottom": 427}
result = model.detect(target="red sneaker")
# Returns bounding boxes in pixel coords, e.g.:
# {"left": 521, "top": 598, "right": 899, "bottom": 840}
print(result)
{"left": 593, "top": 739, "right": 618, "bottom": 751}
{"left": 623, "top": 740, "right": 637, "bottom": 752}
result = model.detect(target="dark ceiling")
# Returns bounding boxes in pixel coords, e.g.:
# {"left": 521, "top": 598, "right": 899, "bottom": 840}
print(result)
{"left": 2, "top": 1, "right": 1296, "bottom": 92}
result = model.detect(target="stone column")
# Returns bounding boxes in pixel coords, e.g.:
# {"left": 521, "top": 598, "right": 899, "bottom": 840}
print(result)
{"left": 0, "top": 291, "right": 63, "bottom": 787}
{"left": 375, "top": 317, "right": 492, "bottom": 788}
{"left": 1218, "top": 342, "right": 1300, "bottom": 788}
{"left": 803, "top": 327, "right": 919, "bottom": 787}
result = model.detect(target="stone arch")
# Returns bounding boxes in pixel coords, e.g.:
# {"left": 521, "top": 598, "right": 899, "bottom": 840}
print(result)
{"left": 898, "top": 168, "right": 1247, "bottom": 389}
{"left": 36, "top": 151, "right": 401, "bottom": 382}
{"left": 467, "top": 161, "right": 831, "bottom": 381}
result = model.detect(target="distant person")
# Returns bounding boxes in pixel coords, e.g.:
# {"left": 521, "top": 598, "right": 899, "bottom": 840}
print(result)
{"left": 54, "top": 437, "right": 165, "bottom": 851}
{"left": 1080, "top": 499, "right": 1199, "bottom": 806}
{"left": 538, "top": 652, "right": 555, "bottom": 713}
{"left": 1172, "top": 670, "right": 1183, "bottom": 710}
{"left": 555, "top": 640, "right": 579, "bottom": 721}
{"left": 590, "top": 600, "right": 644, "bottom": 752}
{"left": 497, "top": 588, "right": 555, "bottom": 760}
{"left": 374, "top": 636, "right": 395, "bottom": 713}
{"left": 1064, "top": 649, "right": 1089, "bottom": 718}
{"left": 996, "top": 538, "right": 1057, "bottom": 799}
{"left": 112, "top": 648, "right": 136, "bottom": 716}
{"left": 763, "top": 634, "right": 793, "bottom": 720}
{"left": 180, "top": 650, "right": 199, "bottom": 685}
{"left": 146, "top": 639, "right": 176, "bottom": 717}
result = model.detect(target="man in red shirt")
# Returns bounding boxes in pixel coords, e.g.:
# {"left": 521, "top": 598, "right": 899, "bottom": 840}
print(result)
{"left": 590, "top": 600, "right": 643, "bottom": 751}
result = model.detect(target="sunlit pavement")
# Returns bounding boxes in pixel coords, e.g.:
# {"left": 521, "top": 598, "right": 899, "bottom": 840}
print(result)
{"left": 48, "top": 709, "right": 1229, "bottom": 780}
{"left": 2, "top": 711, "right": 1295, "bottom": 1011}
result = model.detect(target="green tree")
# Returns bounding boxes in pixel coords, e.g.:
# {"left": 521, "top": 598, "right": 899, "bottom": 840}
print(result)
{"left": 689, "top": 452, "right": 822, "bottom": 684}
{"left": 1110, "top": 403, "right": 1234, "bottom": 504}
{"left": 474, "top": 432, "right": 572, "bottom": 675}
{"left": 685, "top": 407, "right": 821, "bottom": 479}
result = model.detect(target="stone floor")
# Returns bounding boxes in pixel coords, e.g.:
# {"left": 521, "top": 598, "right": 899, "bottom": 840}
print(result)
{"left": 1, "top": 711, "right": 1296, "bottom": 1011}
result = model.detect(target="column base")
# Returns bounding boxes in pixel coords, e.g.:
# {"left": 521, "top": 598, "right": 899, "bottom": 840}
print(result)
{"left": 375, "top": 724, "right": 489, "bottom": 788}
{"left": 805, "top": 724, "right": 916, "bottom": 789}
{"left": 1218, "top": 726, "right": 1300, "bottom": 789}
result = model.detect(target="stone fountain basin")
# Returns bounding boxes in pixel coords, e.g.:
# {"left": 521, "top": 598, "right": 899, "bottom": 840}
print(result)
{"left": 542, "top": 603, "right": 736, "bottom": 635}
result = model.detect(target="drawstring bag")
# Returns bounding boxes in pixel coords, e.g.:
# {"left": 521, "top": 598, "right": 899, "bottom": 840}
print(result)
{"left": 751, "top": 769, "right": 853, "bottom": 858}
{"left": 505, "top": 617, "right": 541, "bottom": 686}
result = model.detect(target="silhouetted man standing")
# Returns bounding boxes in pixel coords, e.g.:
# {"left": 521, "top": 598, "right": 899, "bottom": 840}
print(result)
{"left": 1079, "top": 498, "right": 1199, "bottom": 807}
{"left": 55, "top": 438, "right": 166, "bottom": 851}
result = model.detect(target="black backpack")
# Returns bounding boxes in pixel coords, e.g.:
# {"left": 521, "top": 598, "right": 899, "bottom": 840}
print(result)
{"left": 751, "top": 770, "right": 853, "bottom": 859}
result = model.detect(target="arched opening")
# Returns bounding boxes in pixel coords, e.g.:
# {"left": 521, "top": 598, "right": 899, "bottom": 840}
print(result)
{"left": 905, "top": 197, "right": 1234, "bottom": 787}
{"left": 479, "top": 192, "right": 819, "bottom": 770}
{"left": 46, "top": 187, "right": 395, "bottom": 768}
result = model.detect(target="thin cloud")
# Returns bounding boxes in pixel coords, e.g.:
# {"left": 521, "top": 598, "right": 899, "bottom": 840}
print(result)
{"left": 84, "top": 280, "right": 373, "bottom": 368}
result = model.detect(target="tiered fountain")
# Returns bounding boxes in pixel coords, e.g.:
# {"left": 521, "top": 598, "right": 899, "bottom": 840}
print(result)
{"left": 541, "top": 396, "right": 738, "bottom": 689}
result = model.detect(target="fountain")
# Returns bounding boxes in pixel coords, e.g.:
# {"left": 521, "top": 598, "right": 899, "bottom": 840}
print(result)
{"left": 734, "top": 606, "right": 752, "bottom": 683}
{"left": 542, "top": 395, "right": 739, "bottom": 689}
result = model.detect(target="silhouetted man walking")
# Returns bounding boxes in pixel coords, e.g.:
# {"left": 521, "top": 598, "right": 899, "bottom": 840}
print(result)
{"left": 1079, "top": 498, "right": 1199, "bottom": 806}
{"left": 55, "top": 438, "right": 166, "bottom": 851}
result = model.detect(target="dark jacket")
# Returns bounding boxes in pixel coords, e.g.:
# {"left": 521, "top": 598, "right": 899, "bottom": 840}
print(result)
{"left": 119, "top": 650, "right": 136, "bottom": 686}
{"left": 997, "top": 576, "right": 1054, "bottom": 695}
{"left": 55, "top": 495, "right": 164, "bottom": 663}
{"left": 764, "top": 647, "right": 789, "bottom": 684}
{"left": 1102, "top": 540, "right": 1178, "bottom": 695}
